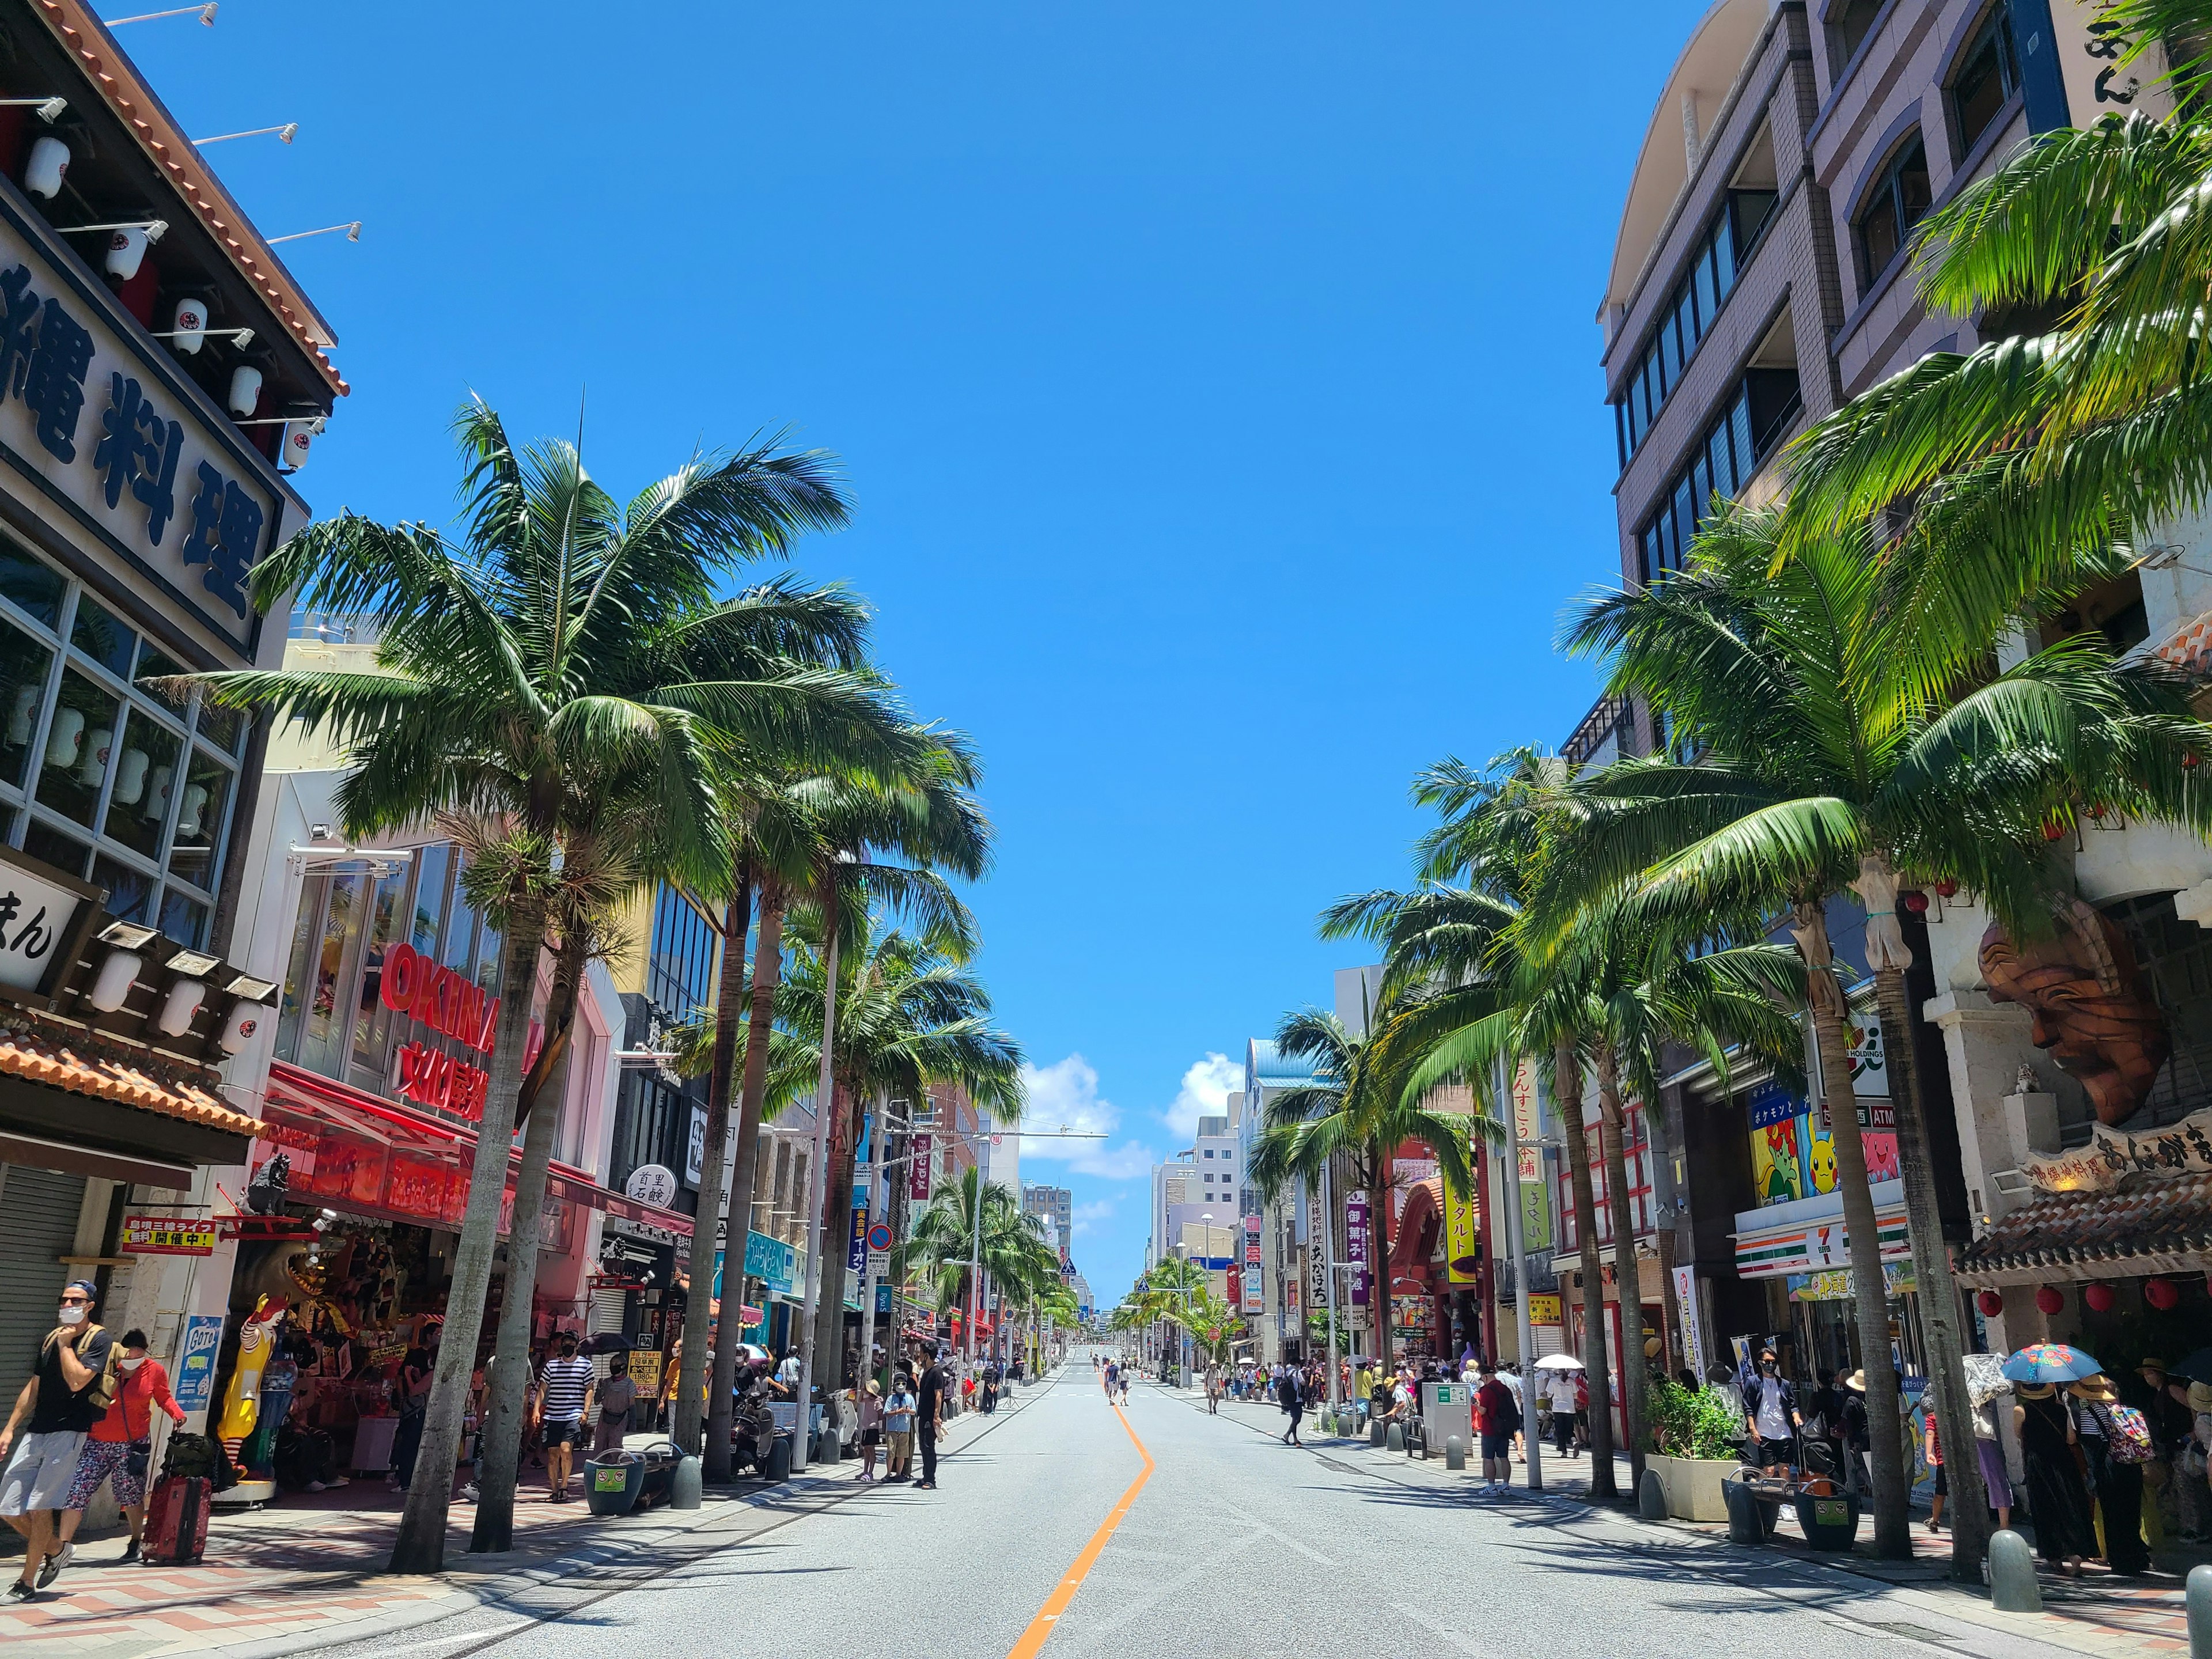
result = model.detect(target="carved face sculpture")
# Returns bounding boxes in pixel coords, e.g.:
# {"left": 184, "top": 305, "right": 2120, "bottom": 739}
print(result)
{"left": 1979, "top": 904, "right": 2171, "bottom": 1126}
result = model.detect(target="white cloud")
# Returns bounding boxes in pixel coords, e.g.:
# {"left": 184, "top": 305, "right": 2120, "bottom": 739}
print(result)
{"left": 1160, "top": 1052, "right": 1241, "bottom": 1140}
{"left": 1017, "top": 1054, "right": 1157, "bottom": 1179}
{"left": 1070, "top": 1199, "right": 1114, "bottom": 1238}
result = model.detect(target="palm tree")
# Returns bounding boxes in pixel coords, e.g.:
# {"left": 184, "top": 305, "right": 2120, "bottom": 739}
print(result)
{"left": 902, "top": 1166, "right": 1037, "bottom": 1345}
{"left": 1248, "top": 1006, "right": 1490, "bottom": 1390}
{"left": 1168, "top": 1289, "right": 1245, "bottom": 1367}
{"left": 190, "top": 402, "right": 896, "bottom": 1574}
{"left": 1555, "top": 501, "right": 2209, "bottom": 1573}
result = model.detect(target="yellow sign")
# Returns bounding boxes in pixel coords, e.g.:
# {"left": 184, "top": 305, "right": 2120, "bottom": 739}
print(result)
{"left": 1527, "top": 1293, "right": 1563, "bottom": 1326}
{"left": 626, "top": 1349, "right": 664, "bottom": 1395}
{"left": 1445, "top": 1179, "right": 1480, "bottom": 1285}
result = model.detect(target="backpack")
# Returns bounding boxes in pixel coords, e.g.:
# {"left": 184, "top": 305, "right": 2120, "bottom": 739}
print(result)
{"left": 44, "top": 1323, "right": 120, "bottom": 1416}
{"left": 2104, "top": 1404, "right": 2154, "bottom": 1465}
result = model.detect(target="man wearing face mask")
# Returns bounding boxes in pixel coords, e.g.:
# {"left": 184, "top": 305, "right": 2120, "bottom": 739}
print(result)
{"left": 1741, "top": 1348, "right": 1802, "bottom": 1475}
{"left": 0, "top": 1282, "right": 118, "bottom": 1599}
{"left": 56, "top": 1330, "right": 184, "bottom": 1565}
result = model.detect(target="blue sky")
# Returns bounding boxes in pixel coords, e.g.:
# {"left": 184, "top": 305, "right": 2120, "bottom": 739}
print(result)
{"left": 128, "top": 1, "right": 1710, "bottom": 1309}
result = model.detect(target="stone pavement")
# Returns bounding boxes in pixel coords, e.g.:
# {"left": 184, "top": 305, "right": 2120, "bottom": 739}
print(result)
{"left": 0, "top": 1391, "right": 1021, "bottom": 1659}
{"left": 1196, "top": 1385, "right": 2195, "bottom": 1658}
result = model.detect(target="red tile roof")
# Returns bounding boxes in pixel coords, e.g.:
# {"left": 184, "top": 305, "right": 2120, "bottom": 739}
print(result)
{"left": 0, "top": 1027, "right": 262, "bottom": 1137}
{"left": 28, "top": 0, "right": 348, "bottom": 397}
{"left": 1955, "top": 1171, "right": 2212, "bottom": 1285}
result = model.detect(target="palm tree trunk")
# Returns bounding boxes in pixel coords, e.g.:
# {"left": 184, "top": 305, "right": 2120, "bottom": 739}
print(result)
{"left": 810, "top": 1080, "right": 861, "bottom": 1431}
{"left": 390, "top": 902, "right": 548, "bottom": 1575}
{"left": 471, "top": 934, "right": 585, "bottom": 1551}
{"left": 1643, "top": 1097, "right": 1684, "bottom": 1374}
{"left": 702, "top": 870, "right": 755, "bottom": 1484}
{"left": 1863, "top": 860, "right": 1987, "bottom": 1581}
{"left": 1594, "top": 1045, "right": 1647, "bottom": 1490}
{"left": 674, "top": 882, "right": 751, "bottom": 1458}
{"left": 1555, "top": 1036, "right": 1616, "bottom": 1502}
{"left": 1368, "top": 1158, "right": 1392, "bottom": 1376}
{"left": 1790, "top": 899, "right": 1910, "bottom": 1560}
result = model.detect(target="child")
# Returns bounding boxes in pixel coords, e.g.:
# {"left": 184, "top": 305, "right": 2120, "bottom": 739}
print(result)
{"left": 855, "top": 1380, "right": 884, "bottom": 1482}
{"left": 883, "top": 1371, "right": 918, "bottom": 1483}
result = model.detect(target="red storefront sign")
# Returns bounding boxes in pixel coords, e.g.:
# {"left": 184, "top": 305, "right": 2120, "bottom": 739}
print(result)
{"left": 377, "top": 943, "right": 498, "bottom": 1052}
{"left": 395, "top": 1040, "right": 490, "bottom": 1120}
{"left": 909, "top": 1134, "right": 932, "bottom": 1200}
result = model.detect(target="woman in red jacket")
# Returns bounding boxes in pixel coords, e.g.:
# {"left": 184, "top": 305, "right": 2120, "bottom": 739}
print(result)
{"left": 57, "top": 1329, "right": 185, "bottom": 1565}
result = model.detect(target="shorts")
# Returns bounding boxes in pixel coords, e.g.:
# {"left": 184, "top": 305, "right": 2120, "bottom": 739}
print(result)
{"left": 861, "top": 1428, "right": 881, "bottom": 1448}
{"left": 1755, "top": 1437, "right": 1796, "bottom": 1466}
{"left": 543, "top": 1419, "right": 583, "bottom": 1448}
{"left": 886, "top": 1430, "right": 912, "bottom": 1463}
{"left": 1480, "top": 1432, "right": 1513, "bottom": 1460}
{"left": 1933, "top": 1462, "right": 1948, "bottom": 1497}
{"left": 63, "top": 1437, "right": 146, "bottom": 1510}
{"left": 1, "top": 1429, "right": 87, "bottom": 1516}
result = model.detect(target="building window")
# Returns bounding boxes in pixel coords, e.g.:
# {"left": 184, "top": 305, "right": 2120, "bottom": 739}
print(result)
{"left": 1828, "top": 0, "right": 1886, "bottom": 81}
{"left": 1636, "top": 361, "right": 1801, "bottom": 585}
{"left": 1855, "top": 136, "right": 1931, "bottom": 291}
{"left": 1950, "top": 3, "right": 2021, "bottom": 157}
{"left": 647, "top": 883, "right": 717, "bottom": 1023}
{"left": 0, "top": 536, "right": 242, "bottom": 946}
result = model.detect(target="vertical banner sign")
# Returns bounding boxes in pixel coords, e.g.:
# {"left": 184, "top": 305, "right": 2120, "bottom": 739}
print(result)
{"left": 1520, "top": 1178, "right": 1551, "bottom": 1251}
{"left": 910, "top": 1134, "right": 933, "bottom": 1200}
{"left": 1672, "top": 1265, "right": 1705, "bottom": 1377}
{"left": 1345, "top": 1192, "right": 1370, "bottom": 1305}
{"left": 1241, "top": 1214, "right": 1264, "bottom": 1315}
{"left": 1226, "top": 1264, "right": 1241, "bottom": 1307}
{"left": 848, "top": 1203, "right": 869, "bottom": 1274}
{"left": 1513, "top": 1058, "right": 1543, "bottom": 1183}
{"left": 1288, "top": 1246, "right": 1302, "bottom": 1316}
{"left": 1307, "top": 1191, "right": 1328, "bottom": 1311}
{"left": 1444, "top": 1176, "right": 1480, "bottom": 1285}
{"left": 173, "top": 1314, "right": 224, "bottom": 1415}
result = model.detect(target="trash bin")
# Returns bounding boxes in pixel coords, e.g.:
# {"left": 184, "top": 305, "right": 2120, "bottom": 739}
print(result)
{"left": 635, "top": 1441, "right": 682, "bottom": 1509}
{"left": 584, "top": 1451, "right": 646, "bottom": 1516}
{"left": 1793, "top": 1491, "right": 1859, "bottom": 1550}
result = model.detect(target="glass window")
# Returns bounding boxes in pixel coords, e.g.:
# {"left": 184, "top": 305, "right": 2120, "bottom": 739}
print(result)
{"left": 442, "top": 854, "right": 478, "bottom": 972}
{"left": 0, "top": 542, "right": 62, "bottom": 630}
{"left": 275, "top": 872, "right": 322, "bottom": 1060}
{"left": 158, "top": 888, "right": 207, "bottom": 949}
{"left": 38, "top": 668, "right": 123, "bottom": 828}
{"left": 100, "top": 709, "right": 180, "bottom": 859}
{"left": 193, "top": 692, "right": 243, "bottom": 755}
{"left": 1830, "top": 0, "right": 1884, "bottom": 78}
{"left": 1858, "top": 137, "right": 1931, "bottom": 289}
{"left": 134, "top": 643, "right": 190, "bottom": 718}
{"left": 1675, "top": 289, "right": 1698, "bottom": 357}
{"left": 1729, "top": 190, "right": 1779, "bottom": 257}
{"left": 352, "top": 863, "right": 410, "bottom": 1086}
{"left": 70, "top": 596, "right": 135, "bottom": 680}
{"left": 1694, "top": 243, "right": 1721, "bottom": 335}
{"left": 91, "top": 854, "right": 152, "bottom": 925}
{"left": 300, "top": 870, "right": 365, "bottom": 1077}
{"left": 22, "top": 815, "right": 89, "bottom": 877}
{"left": 409, "top": 842, "right": 451, "bottom": 955}
{"left": 0, "top": 618, "right": 52, "bottom": 793}
{"left": 164, "top": 747, "right": 232, "bottom": 890}
{"left": 1951, "top": 3, "right": 2020, "bottom": 157}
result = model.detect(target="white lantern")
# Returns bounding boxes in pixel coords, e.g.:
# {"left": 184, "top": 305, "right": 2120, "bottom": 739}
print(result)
{"left": 88, "top": 948, "right": 140, "bottom": 1013}
{"left": 105, "top": 226, "right": 148, "bottom": 283}
{"left": 25, "top": 135, "right": 68, "bottom": 200}
{"left": 279, "top": 419, "right": 313, "bottom": 472}
{"left": 169, "top": 297, "right": 206, "bottom": 354}
{"left": 43, "top": 705, "right": 82, "bottom": 769}
{"left": 157, "top": 977, "right": 204, "bottom": 1036}
{"left": 218, "top": 997, "right": 266, "bottom": 1053}
{"left": 176, "top": 782, "right": 208, "bottom": 838}
{"left": 7, "top": 683, "right": 37, "bottom": 744}
{"left": 75, "top": 724, "right": 109, "bottom": 786}
{"left": 143, "top": 762, "right": 171, "bottom": 821}
{"left": 111, "top": 746, "right": 149, "bottom": 805}
{"left": 226, "top": 364, "right": 262, "bottom": 419}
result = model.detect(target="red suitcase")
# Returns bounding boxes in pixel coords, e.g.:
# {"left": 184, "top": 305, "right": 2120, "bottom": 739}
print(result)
{"left": 142, "top": 1475, "right": 210, "bottom": 1565}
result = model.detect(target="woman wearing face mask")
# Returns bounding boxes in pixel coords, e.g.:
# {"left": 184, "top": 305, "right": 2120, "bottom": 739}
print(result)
{"left": 56, "top": 1331, "right": 183, "bottom": 1565}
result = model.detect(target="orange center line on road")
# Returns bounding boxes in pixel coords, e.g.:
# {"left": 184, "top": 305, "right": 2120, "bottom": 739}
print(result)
{"left": 1004, "top": 1397, "right": 1155, "bottom": 1659}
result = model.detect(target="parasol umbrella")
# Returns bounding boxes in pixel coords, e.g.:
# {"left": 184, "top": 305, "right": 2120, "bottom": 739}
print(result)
{"left": 1960, "top": 1352, "right": 2012, "bottom": 1408}
{"left": 2171, "top": 1348, "right": 2212, "bottom": 1382}
{"left": 1534, "top": 1353, "right": 1586, "bottom": 1371}
{"left": 2000, "top": 1342, "right": 2104, "bottom": 1384}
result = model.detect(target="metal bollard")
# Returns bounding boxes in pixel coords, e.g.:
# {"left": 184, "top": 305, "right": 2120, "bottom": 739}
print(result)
{"left": 1385, "top": 1422, "right": 1406, "bottom": 1453}
{"left": 669, "top": 1454, "right": 702, "bottom": 1510}
{"left": 1988, "top": 1529, "right": 2041, "bottom": 1613}
{"left": 1370, "top": 1418, "right": 1387, "bottom": 1447}
{"left": 2188, "top": 1563, "right": 2212, "bottom": 1658}
{"left": 1444, "top": 1435, "right": 1466, "bottom": 1471}
{"left": 1725, "top": 1479, "right": 1763, "bottom": 1547}
{"left": 1638, "top": 1468, "right": 1668, "bottom": 1521}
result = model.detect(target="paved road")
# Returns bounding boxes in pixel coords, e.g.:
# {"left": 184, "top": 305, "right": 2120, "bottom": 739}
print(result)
{"left": 303, "top": 1352, "right": 2097, "bottom": 1659}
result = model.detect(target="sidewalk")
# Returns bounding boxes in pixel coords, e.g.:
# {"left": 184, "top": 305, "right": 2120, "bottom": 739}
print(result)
{"left": 1194, "top": 1388, "right": 2192, "bottom": 1657}
{"left": 0, "top": 1385, "right": 1030, "bottom": 1659}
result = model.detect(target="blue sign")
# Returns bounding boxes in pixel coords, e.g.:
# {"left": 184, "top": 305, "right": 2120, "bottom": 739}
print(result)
{"left": 741, "top": 1229, "right": 797, "bottom": 1296}
{"left": 172, "top": 1314, "right": 224, "bottom": 1415}
{"left": 876, "top": 1282, "right": 892, "bottom": 1313}
{"left": 1746, "top": 1080, "right": 1803, "bottom": 1130}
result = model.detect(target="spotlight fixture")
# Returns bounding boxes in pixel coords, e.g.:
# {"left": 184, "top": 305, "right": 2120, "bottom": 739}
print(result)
{"left": 0, "top": 96, "right": 68, "bottom": 122}
{"left": 105, "top": 3, "right": 217, "bottom": 24}
{"left": 150, "top": 325, "right": 252, "bottom": 348}
{"left": 97, "top": 919, "right": 160, "bottom": 950}
{"left": 191, "top": 122, "right": 296, "bottom": 147}
{"left": 267, "top": 221, "right": 359, "bottom": 245}
{"left": 56, "top": 218, "right": 168, "bottom": 241}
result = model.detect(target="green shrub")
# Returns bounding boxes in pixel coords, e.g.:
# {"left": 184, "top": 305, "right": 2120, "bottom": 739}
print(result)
{"left": 1645, "top": 1377, "right": 1743, "bottom": 1460}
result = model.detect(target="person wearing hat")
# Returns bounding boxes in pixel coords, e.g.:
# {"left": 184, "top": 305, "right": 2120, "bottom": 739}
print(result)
{"left": 2125, "top": 1357, "right": 2191, "bottom": 1548}
{"left": 0, "top": 1280, "right": 117, "bottom": 1599}
{"left": 2180, "top": 1378, "right": 2212, "bottom": 1544}
{"left": 2015, "top": 1381, "right": 2097, "bottom": 1574}
{"left": 854, "top": 1378, "right": 884, "bottom": 1483}
{"left": 1839, "top": 1370, "right": 1872, "bottom": 1498}
{"left": 2070, "top": 1375, "right": 2147, "bottom": 1574}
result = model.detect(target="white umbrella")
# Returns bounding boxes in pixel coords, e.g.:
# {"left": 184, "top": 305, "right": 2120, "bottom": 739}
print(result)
{"left": 1534, "top": 1353, "right": 1585, "bottom": 1371}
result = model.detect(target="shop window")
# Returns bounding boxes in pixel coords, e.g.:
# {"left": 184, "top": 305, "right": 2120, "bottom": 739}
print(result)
{"left": 134, "top": 643, "right": 190, "bottom": 717}
{"left": 0, "top": 542, "right": 62, "bottom": 631}
{"left": 70, "top": 596, "right": 135, "bottom": 680}
{"left": 297, "top": 870, "right": 367, "bottom": 1078}
{"left": 1949, "top": 2, "right": 2021, "bottom": 157}
{"left": 21, "top": 816, "right": 88, "bottom": 877}
{"left": 1855, "top": 135, "right": 1932, "bottom": 292}
{"left": 350, "top": 863, "right": 410, "bottom": 1090}
{"left": 0, "top": 619, "right": 52, "bottom": 792}
{"left": 40, "top": 668, "right": 122, "bottom": 828}
{"left": 442, "top": 856, "right": 479, "bottom": 974}
{"left": 408, "top": 842, "right": 451, "bottom": 955}
{"left": 164, "top": 747, "right": 234, "bottom": 892}
{"left": 158, "top": 888, "right": 207, "bottom": 949}
{"left": 91, "top": 854, "right": 151, "bottom": 925}
{"left": 99, "top": 709, "right": 180, "bottom": 861}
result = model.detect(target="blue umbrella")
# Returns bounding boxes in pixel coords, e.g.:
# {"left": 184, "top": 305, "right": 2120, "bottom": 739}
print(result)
{"left": 2001, "top": 1342, "right": 2104, "bottom": 1384}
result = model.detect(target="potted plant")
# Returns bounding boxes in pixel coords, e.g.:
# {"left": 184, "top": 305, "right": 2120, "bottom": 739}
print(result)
{"left": 1642, "top": 1378, "right": 1743, "bottom": 1522}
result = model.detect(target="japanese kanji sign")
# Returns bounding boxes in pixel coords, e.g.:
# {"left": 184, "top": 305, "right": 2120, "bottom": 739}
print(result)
{"left": 0, "top": 207, "right": 285, "bottom": 649}
{"left": 122, "top": 1215, "right": 217, "bottom": 1255}
{"left": 2023, "top": 1103, "right": 2212, "bottom": 1193}
{"left": 0, "top": 853, "right": 86, "bottom": 993}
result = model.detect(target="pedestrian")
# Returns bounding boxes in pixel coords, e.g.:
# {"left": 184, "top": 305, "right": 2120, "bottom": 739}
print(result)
{"left": 55, "top": 1328, "right": 183, "bottom": 1566}
{"left": 1839, "top": 1369, "right": 1873, "bottom": 1496}
{"left": 1971, "top": 1385, "right": 2013, "bottom": 1531}
{"left": 915, "top": 1343, "right": 948, "bottom": 1490}
{"left": 389, "top": 1343, "right": 434, "bottom": 1492}
{"left": 1805, "top": 1368, "right": 1847, "bottom": 1485}
{"left": 2015, "top": 1381, "right": 2097, "bottom": 1574}
{"left": 2071, "top": 1373, "right": 2148, "bottom": 1575}
{"left": 884, "top": 1371, "right": 916, "bottom": 1483}
{"left": 1205, "top": 1360, "right": 1222, "bottom": 1415}
{"left": 1498, "top": 1363, "right": 1527, "bottom": 1464}
{"left": 1275, "top": 1362, "right": 1304, "bottom": 1446}
{"left": 1741, "top": 1349, "right": 1800, "bottom": 1474}
{"left": 1354, "top": 1359, "right": 1374, "bottom": 1427}
{"left": 1103, "top": 1356, "right": 1120, "bottom": 1400}
{"left": 536, "top": 1330, "right": 593, "bottom": 1502}
{"left": 1476, "top": 1363, "right": 1518, "bottom": 1495}
{"left": 1922, "top": 1395, "right": 1947, "bottom": 1533}
{"left": 0, "top": 1280, "right": 117, "bottom": 1599}
{"left": 855, "top": 1379, "right": 884, "bottom": 1482}
{"left": 592, "top": 1353, "right": 637, "bottom": 1459}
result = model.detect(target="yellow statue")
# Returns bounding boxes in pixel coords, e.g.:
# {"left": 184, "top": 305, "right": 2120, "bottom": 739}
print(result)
{"left": 215, "top": 1296, "right": 289, "bottom": 1445}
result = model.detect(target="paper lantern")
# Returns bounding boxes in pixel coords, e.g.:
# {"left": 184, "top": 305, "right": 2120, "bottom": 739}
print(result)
{"left": 1975, "top": 1289, "right": 2004, "bottom": 1317}
{"left": 227, "top": 364, "right": 262, "bottom": 419}
{"left": 25, "top": 135, "right": 67, "bottom": 199}
{"left": 1902, "top": 889, "right": 1930, "bottom": 915}
{"left": 2146, "top": 1277, "right": 2180, "bottom": 1310}
{"left": 169, "top": 297, "right": 206, "bottom": 354}
{"left": 105, "top": 226, "right": 149, "bottom": 282}
{"left": 2083, "top": 1282, "right": 2116, "bottom": 1313}
{"left": 2035, "top": 1285, "right": 2064, "bottom": 1315}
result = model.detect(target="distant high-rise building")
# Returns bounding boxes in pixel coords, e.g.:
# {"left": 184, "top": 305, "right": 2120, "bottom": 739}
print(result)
{"left": 1023, "top": 1183, "right": 1074, "bottom": 1268}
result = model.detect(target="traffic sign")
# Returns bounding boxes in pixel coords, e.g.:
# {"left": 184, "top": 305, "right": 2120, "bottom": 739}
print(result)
{"left": 866, "top": 1222, "right": 893, "bottom": 1252}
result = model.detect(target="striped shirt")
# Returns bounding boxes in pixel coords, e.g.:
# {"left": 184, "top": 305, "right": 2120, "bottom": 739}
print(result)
{"left": 539, "top": 1355, "right": 594, "bottom": 1423}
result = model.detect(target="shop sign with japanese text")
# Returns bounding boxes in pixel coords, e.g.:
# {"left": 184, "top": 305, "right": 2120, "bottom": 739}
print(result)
{"left": 0, "top": 851, "right": 84, "bottom": 994}
{"left": 2022, "top": 1102, "right": 2212, "bottom": 1193}
{"left": 0, "top": 198, "right": 287, "bottom": 650}
{"left": 122, "top": 1215, "right": 215, "bottom": 1255}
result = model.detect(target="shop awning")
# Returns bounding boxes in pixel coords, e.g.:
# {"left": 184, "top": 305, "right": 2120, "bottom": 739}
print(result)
{"left": 1732, "top": 1180, "right": 1908, "bottom": 1280}
{"left": 1955, "top": 1171, "right": 2212, "bottom": 1287}
{"left": 260, "top": 1060, "right": 692, "bottom": 1238}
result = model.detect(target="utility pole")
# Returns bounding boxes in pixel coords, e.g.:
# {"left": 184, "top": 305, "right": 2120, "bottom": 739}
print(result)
{"left": 1497, "top": 1051, "right": 1543, "bottom": 1493}
{"left": 1321, "top": 1156, "right": 1341, "bottom": 1409}
{"left": 792, "top": 871, "right": 843, "bottom": 1476}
